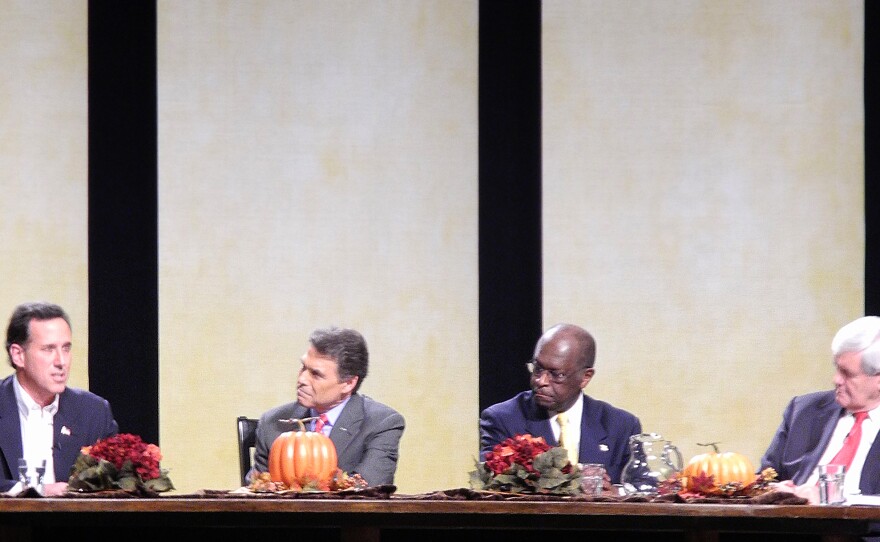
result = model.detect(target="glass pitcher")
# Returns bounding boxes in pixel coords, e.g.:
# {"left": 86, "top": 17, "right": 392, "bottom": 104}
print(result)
{"left": 620, "top": 433, "right": 683, "bottom": 495}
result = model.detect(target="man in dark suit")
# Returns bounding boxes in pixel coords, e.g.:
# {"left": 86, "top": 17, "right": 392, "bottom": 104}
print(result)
{"left": 0, "top": 302, "right": 118, "bottom": 495}
{"left": 252, "top": 326, "right": 405, "bottom": 487}
{"left": 479, "top": 323, "right": 642, "bottom": 484}
{"left": 761, "top": 315, "right": 880, "bottom": 500}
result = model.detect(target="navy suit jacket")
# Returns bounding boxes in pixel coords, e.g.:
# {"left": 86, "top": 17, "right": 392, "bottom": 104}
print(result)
{"left": 479, "top": 391, "right": 642, "bottom": 484}
{"left": 0, "top": 374, "right": 119, "bottom": 493}
{"left": 252, "top": 393, "right": 405, "bottom": 487}
{"left": 760, "top": 389, "right": 880, "bottom": 494}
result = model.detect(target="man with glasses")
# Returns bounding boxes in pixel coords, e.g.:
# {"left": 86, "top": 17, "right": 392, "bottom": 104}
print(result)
{"left": 478, "top": 323, "right": 641, "bottom": 484}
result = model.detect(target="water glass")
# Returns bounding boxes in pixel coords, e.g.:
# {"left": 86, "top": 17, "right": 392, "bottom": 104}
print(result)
{"left": 18, "top": 458, "right": 46, "bottom": 495}
{"left": 580, "top": 463, "right": 606, "bottom": 496}
{"left": 817, "top": 464, "right": 846, "bottom": 505}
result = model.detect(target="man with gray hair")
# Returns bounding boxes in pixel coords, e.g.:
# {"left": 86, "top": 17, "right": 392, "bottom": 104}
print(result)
{"left": 761, "top": 315, "right": 880, "bottom": 500}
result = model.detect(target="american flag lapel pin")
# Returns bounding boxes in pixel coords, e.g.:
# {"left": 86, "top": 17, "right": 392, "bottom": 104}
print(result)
{"left": 599, "top": 444, "right": 609, "bottom": 452}
{"left": 61, "top": 426, "right": 71, "bottom": 436}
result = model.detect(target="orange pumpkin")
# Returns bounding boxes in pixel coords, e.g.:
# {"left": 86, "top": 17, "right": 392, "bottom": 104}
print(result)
{"left": 268, "top": 422, "right": 338, "bottom": 488}
{"left": 681, "top": 443, "right": 755, "bottom": 490}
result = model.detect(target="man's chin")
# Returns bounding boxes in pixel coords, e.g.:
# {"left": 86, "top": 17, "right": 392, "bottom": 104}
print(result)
{"left": 533, "top": 394, "right": 554, "bottom": 410}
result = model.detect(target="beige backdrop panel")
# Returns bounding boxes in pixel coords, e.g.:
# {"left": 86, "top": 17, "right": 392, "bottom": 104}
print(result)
{"left": 158, "top": 0, "right": 478, "bottom": 494}
{"left": 543, "top": 1, "right": 864, "bottom": 468}
{"left": 0, "top": 1, "right": 90, "bottom": 387}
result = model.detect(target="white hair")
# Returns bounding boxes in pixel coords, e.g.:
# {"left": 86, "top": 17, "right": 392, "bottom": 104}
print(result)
{"left": 831, "top": 316, "right": 880, "bottom": 376}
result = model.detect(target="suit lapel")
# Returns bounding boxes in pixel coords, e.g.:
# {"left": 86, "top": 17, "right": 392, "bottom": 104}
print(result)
{"left": 797, "top": 395, "right": 843, "bottom": 485}
{"left": 331, "top": 394, "right": 363, "bottom": 455}
{"left": 523, "top": 393, "right": 555, "bottom": 443}
{"left": 578, "top": 395, "right": 609, "bottom": 463}
{"left": 860, "top": 432, "right": 880, "bottom": 494}
{"left": 0, "top": 377, "right": 23, "bottom": 478}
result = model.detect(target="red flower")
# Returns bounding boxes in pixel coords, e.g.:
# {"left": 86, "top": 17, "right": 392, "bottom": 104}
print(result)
{"left": 484, "top": 434, "right": 551, "bottom": 475}
{"left": 82, "top": 433, "right": 163, "bottom": 481}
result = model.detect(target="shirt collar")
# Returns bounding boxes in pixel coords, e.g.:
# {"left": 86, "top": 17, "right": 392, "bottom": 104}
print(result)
{"left": 553, "top": 392, "right": 585, "bottom": 421}
{"left": 313, "top": 395, "right": 351, "bottom": 427}
{"left": 13, "top": 374, "right": 59, "bottom": 416}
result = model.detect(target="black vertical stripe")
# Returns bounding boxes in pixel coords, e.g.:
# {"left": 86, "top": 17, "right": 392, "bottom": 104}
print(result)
{"left": 866, "top": 2, "right": 879, "bottom": 316}
{"left": 478, "top": 0, "right": 543, "bottom": 414}
{"left": 87, "top": 0, "right": 159, "bottom": 444}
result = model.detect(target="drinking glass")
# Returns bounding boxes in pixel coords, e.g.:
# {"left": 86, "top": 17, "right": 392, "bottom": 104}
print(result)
{"left": 817, "top": 464, "right": 846, "bottom": 505}
{"left": 580, "top": 463, "right": 606, "bottom": 496}
{"left": 17, "top": 458, "right": 46, "bottom": 495}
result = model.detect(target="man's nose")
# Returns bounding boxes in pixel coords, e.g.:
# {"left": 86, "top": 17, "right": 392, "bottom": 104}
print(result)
{"left": 533, "top": 371, "right": 551, "bottom": 384}
{"left": 53, "top": 350, "right": 67, "bottom": 366}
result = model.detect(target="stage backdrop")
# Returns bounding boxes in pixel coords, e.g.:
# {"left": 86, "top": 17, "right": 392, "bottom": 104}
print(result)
{"left": 0, "top": 2, "right": 90, "bottom": 389}
{"left": 1, "top": 1, "right": 864, "bottom": 495}
{"left": 542, "top": 0, "right": 864, "bottom": 465}
{"left": 157, "top": 0, "right": 479, "bottom": 493}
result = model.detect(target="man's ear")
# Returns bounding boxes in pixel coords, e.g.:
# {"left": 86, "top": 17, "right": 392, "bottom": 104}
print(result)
{"left": 342, "top": 375, "right": 359, "bottom": 394}
{"left": 580, "top": 367, "right": 595, "bottom": 389}
{"left": 8, "top": 344, "right": 25, "bottom": 369}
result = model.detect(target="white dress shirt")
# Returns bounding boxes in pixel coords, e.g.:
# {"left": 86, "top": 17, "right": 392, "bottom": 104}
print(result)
{"left": 807, "top": 404, "right": 880, "bottom": 495}
{"left": 11, "top": 375, "right": 59, "bottom": 493}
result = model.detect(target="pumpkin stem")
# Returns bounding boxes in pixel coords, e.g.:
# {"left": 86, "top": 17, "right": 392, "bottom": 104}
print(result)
{"left": 696, "top": 442, "right": 720, "bottom": 453}
{"left": 278, "top": 417, "right": 319, "bottom": 432}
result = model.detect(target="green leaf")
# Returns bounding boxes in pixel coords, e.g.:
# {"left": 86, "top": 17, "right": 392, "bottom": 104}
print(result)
{"left": 144, "top": 474, "right": 175, "bottom": 493}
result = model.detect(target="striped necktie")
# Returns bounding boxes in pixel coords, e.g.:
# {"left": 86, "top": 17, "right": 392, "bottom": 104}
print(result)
{"left": 314, "top": 413, "right": 330, "bottom": 435}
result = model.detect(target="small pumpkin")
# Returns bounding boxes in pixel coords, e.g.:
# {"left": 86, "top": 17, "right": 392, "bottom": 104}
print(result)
{"left": 680, "top": 442, "right": 756, "bottom": 491}
{"left": 268, "top": 418, "right": 338, "bottom": 489}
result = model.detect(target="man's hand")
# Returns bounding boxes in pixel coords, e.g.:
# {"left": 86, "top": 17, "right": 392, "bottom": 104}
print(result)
{"left": 41, "top": 481, "right": 68, "bottom": 497}
{"left": 769, "top": 480, "right": 820, "bottom": 504}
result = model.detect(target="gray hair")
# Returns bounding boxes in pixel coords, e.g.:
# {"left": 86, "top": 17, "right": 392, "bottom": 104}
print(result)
{"left": 831, "top": 316, "right": 880, "bottom": 376}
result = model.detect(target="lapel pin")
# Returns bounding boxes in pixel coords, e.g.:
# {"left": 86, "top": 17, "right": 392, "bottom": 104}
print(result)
{"left": 61, "top": 426, "right": 71, "bottom": 436}
{"left": 599, "top": 444, "right": 609, "bottom": 452}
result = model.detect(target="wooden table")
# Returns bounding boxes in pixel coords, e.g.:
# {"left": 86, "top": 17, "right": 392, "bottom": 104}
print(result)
{"left": 1, "top": 496, "right": 879, "bottom": 542}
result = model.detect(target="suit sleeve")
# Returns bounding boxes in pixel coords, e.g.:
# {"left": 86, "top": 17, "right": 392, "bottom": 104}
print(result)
{"left": 348, "top": 409, "right": 405, "bottom": 486}
{"left": 759, "top": 396, "right": 796, "bottom": 479}
{"left": 252, "top": 412, "right": 275, "bottom": 476}
{"left": 99, "top": 397, "right": 119, "bottom": 439}
{"left": 478, "top": 407, "right": 512, "bottom": 461}
{"left": 607, "top": 412, "right": 642, "bottom": 484}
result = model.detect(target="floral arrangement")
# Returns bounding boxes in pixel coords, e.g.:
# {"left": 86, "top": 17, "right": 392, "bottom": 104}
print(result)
{"left": 658, "top": 467, "right": 778, "bottom": 499}
{"left": 469, "top": 434, "right": 582, "bottom": 495}
{"left": 248, "top": 470, "right": 368, "bottom": 493}
{"left": 68, "top": 433, "right": 174, "bottom": 494}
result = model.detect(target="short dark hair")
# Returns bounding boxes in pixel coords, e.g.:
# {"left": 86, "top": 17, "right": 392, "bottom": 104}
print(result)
{"left": 6, "top": 302, "right": 71, "bottom": 367}
{"left": 309, "top": 326, "right": 369, "bottom": 393}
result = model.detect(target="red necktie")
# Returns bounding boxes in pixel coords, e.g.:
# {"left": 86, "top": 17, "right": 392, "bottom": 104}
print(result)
{"left": 829, "top": 411, "right": 869, "bottom": 469}
{"left": 314, "top": 413, "right": 329, "bottom": 434}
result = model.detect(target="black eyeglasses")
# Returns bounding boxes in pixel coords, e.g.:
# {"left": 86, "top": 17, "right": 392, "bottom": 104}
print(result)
{"left": 526, "top": 359, "right": 575, "bottom": 383}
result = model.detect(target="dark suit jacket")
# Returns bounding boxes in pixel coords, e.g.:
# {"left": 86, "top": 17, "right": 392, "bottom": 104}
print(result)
{"left": 0, "top": 374, "right": 119, "bottom": 493}
{"left": 760, "top": 389, "right": 880, "bottom": 494}
{"left": 252, "top": 393, "right": 405, "bottom": 487}
{"left": 479, "top": 391, "right": 642, "bottom": 484}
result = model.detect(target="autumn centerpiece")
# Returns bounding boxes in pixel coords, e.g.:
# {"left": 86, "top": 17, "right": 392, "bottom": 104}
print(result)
{"left": 661, "top": 442, "right": 776, "bottom": 498}
{"left": 248, "top": 417, "right": 368, "bottom": 492}
{"left": 469, "top": 434, "right": 581, "bottom": 495}
{"left": 68, "top": 433, "right": 174, "bottom": 494}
